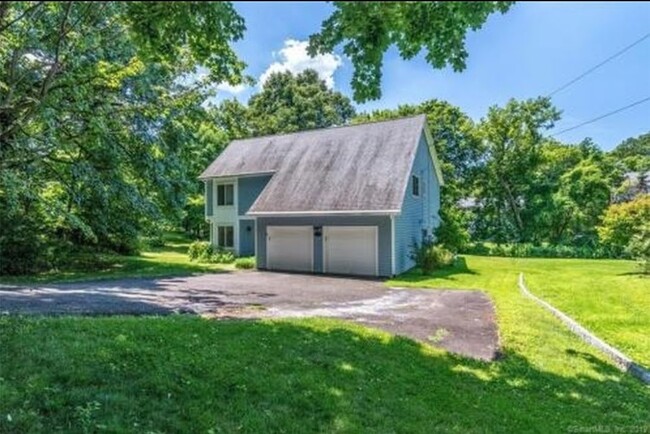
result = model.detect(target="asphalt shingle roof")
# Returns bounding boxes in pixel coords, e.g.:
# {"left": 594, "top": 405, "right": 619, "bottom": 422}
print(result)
{"left": 199, "top": 115, "right": 428, "bottom": 214}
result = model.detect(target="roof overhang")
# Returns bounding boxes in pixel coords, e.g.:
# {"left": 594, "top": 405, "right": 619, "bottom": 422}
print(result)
{"left": 422, "top": 123, "right": 445, "bottom": 186}
{"left": 246, "top": 210, "right": 400, "bottom": 218}
{"left": 198, "top": 170, "right": 276, "bottom": 181}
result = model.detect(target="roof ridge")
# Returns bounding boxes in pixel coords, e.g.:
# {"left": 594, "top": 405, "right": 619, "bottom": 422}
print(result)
{"left": 230, "top": 114, "right": 426, "bottom": 144}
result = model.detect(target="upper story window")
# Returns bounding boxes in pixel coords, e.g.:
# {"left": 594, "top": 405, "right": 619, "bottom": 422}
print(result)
{"left": 217, "top": 184, "right": 234, "bottom": 206}
{"left": 412, "top": 175, "right": 420, "bottom": 197}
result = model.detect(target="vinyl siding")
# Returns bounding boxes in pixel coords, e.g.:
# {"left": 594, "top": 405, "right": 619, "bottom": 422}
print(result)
{"left": 238, "top": 175, "right": 272, "bottom": 216}
{"left": 256, "top": 216, "right": 392, "bottom": 276}
{"left": 394, "top": 133, "right": 441, "bottom": 274}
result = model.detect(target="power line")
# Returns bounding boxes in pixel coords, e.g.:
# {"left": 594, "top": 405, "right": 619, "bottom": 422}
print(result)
{"left": 547, "top": 32, "right": 650, "bottom": 97}
{"left": 550, "top": 96, "right": 650, "bottom": 137}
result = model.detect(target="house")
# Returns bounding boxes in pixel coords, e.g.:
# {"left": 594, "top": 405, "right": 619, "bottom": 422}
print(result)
{"left": 199, "top": 115, "right": 444, "bottom": 277}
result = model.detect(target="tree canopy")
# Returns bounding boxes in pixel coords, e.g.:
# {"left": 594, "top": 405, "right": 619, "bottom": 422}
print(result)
{"left": 308, "top": 1, "right": 513, "bottom": 101}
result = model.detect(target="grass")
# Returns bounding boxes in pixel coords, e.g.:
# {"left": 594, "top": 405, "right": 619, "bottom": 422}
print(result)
{"left": 0, "top": 233, "right": 231, "bottom": 285}
{"left": 1, "top": 255, "right": 649, "bottom": 432}
{"left": 390, "top": 255, "right": 650, "bottom": 367}
{"left": 1, "top": 316, "right": 648, "bottom": 433}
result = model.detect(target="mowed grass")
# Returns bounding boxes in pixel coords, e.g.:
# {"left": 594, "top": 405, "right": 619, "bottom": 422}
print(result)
{"left": 390, "top": 255, "right": 650, "bottom": 366}
{"left": 0, "top": 233, "right": 229, "bottom": 285}
{"left": 1, "top": 315, "right": 648, "bottom": 433}
{"left": 1, "top": 255, "right": 649, "bottom": 432}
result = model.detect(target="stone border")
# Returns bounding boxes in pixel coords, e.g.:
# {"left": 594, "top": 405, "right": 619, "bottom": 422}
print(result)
{"left": 518, "top": 273, "right": 650, "bottom": 385}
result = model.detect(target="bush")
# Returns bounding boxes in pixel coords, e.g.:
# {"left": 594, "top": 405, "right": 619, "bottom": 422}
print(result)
{"left": 410, "top": 240, "right": 454, "bottom": 274}
{"left": 626, "top": 223, "right": 650, "bottom": 275}
{"left": 188, "top": 241, "right": 213, "bottom": 262}
{"left": 461, "top": 242, "right": 614, "bottom": 259}
{"left": 598, "top": 194, "right": 650, "bottom": 256}
{"left": 210, "top": 250, "right": 235, "bottom": 264}
{"left": 235, "top": 256, "right": 256, "bottom": 269}
{"left": 139, "top": 235, "right": 165, "bottom": 250}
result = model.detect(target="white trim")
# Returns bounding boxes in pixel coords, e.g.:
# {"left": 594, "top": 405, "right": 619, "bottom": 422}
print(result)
{"left": 247, "top": 210, "right": 400, "bottom": 217}
{"left": 199, "top": 171, "right": 276, "bottom": 181}
{"left": 322, "top": 226, "right": 378, "bottom": 277}
{"left": 390, "top": 215, "right": 396, "bottom": 276}
{"left": 237, "top": 215, "right": 257, "bottom": 220}
{"left": 423, "top": 122, "right": 445, "bottom": 186}
{"left": 234, "top": 178, "right": 239, "bottom": 255}
{"left": 253, "top": 220, "right": 258, "bottom": 260}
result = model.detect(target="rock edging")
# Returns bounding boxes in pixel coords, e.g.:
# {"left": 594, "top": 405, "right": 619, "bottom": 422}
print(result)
{"left": 518, "top": 273, "right": 650, "bottom": 385}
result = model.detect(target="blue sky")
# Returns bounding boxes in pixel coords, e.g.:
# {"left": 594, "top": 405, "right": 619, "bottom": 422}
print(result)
{"left": 220, "top": 1, "right": 650, "bottom": 150}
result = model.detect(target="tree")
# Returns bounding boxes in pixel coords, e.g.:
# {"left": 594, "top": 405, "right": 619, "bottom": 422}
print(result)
{"left": 598, "top": 194, "right": 650, "bottom": 257}
{"left": 0, "top": 2, "right": 246, "bottom": 272}
{"left": 475, "top": 97, "right": 560, "bottom": 242}
{"left": 247, "top": 69, "right": 355, "bottom": 136}
{"left": 308, "top": 1, "right": 513, "bottom": 102}
{"left": 609, "top": 132, "right": 650, "bottom": 172}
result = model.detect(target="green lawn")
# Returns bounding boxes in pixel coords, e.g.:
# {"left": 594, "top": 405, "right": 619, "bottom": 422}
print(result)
{"left": 1, "top": 255, "right": 649, "bottom": 432}
{"left": 0, "top": 233, "right": 230, "bottom": 285}
{"left": 390, "top": 255, "right": 650, "bottom": 366}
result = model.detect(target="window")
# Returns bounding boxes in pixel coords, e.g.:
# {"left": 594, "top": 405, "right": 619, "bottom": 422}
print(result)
{"left": 217, "top": 226, "right": 234, "bottom": 248}
{"left": 217, "top": 184, "right": 234, "bottom": 206}
{"left": 412, "top": 175, "right": 420, "bottom": 197}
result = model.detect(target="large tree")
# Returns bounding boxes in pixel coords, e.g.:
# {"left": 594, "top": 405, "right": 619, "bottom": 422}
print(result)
{"left": 247, "top": 69, "right": 356, "bottom": 136}
{"left": 475, "top": 97, "right": 561, "bottom": 243}
{"left": 308, "top": 1, "right": 513, "bottom": 101}
{"left": 0, "top": 2, "right": 246, "bottom": 273}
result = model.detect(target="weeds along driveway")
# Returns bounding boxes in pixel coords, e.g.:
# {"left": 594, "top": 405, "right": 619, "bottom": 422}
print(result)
{"left": 0, "top": 271, "right": 499, "bottom": 360}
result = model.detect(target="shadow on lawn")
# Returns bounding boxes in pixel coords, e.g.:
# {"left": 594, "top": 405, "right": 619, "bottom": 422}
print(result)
{"left": 0, "top": 317, "right": 647, "bottom": 432}
{"left": 403, "top": 256, "right": 480, "bottom": 281}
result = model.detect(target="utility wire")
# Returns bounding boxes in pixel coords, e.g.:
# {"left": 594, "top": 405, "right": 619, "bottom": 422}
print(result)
{"left": 550, "top": 96, "right": 650, "bottom": 137}
{"left": 547, "top": 32, "right": 650, "bottom": 97}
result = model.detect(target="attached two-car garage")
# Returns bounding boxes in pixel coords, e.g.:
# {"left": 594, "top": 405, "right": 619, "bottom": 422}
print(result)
{"left": 266, "top": 225, "right": 379, "bottom": 276}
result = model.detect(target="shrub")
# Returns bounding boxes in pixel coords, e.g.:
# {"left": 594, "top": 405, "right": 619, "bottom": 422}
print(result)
{"left": 461, "top": 242, "right": 614, "bottom": 259}
{"left": 139, "top": 235, "right": 165, "bottom": 250}
{"left": 235, "top": 256, "right": 256, "bottom": 269}
{"left": 626, "top": 223, "right": 650, "bottom": 275}
{"left": 598, "top": 194, "right": 650, "bottom": 256}
{"left": 210, "top": 250, "right": 235, "bottom": 264}
{"left": 188, "top": 241, "right": 212, "bottom": 262}
{"left": 410, "top": 240, "right": 454, "bottom": 274}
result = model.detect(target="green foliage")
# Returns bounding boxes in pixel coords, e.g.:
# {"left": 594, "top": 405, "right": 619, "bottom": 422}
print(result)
{"left": 462, "top": 242, "right": 612, "bottom": 259}
{"left": 598, "top": 194, "right": 650, "bottom": 256}
{"left": 609, "top": 132, "right": 650, "bottom": 172}
{"left": 247, "top": 69, "right": 356, "bottom": 136}
{"left": 188, "top": 241, "right": 213, "bottom": 262}
{"left": 308, "top": 2, "right": 513, "bottom": 102}
{"left": 0, "top": 2, "right": 245, "bottom": 274}
{"left": 410, "top": 240, "right": 454, "bottom": 274}
{"left": 476, "top": 97, "right": 561, "bottom": 243}
{"left": 235, "top": 256, "right": 256, "bottom": 269}
{"left": 626, "top": 223, "right": 650, "bottom": 275}
{"left": 210, "top": 250, "right": 235, "bottom": 264}
{"left": 434, "top": 207, "right": 471, "bottom": 253}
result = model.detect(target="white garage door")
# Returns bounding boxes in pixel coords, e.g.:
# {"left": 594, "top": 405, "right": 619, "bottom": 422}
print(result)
{"left": 266, "top": 226, "right": 313, "bottom": 272}
{"left": 324, "top": 226, "right": 378, "bottom": 276}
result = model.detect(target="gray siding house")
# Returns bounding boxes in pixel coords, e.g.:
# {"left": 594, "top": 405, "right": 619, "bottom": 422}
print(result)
{"left": 199, "top": 115, "right": 443, "bottom": 277}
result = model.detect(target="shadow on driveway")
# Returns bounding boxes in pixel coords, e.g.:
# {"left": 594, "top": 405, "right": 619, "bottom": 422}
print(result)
{"left": 0, "top": 271, "right": 500, "bottom": 360}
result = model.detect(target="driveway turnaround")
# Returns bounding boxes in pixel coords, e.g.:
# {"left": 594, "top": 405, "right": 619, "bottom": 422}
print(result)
{"left": 0, "top": 271, "right": 499, "bottom": 360}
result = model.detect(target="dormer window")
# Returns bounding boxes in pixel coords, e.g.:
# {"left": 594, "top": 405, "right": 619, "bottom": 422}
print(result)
{"left": 217, "top": 184, "right": 234, "bottom": 206}
{"left": 412, "top": 175, "right": 420, "bottom": 197}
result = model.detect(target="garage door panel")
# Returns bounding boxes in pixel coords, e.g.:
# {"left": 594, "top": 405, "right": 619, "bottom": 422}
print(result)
{"left": 267, "top": 226, "right": 313, "bottom": 272}
{"left": 324, "top": 226, "right": 378, "bottom": 276}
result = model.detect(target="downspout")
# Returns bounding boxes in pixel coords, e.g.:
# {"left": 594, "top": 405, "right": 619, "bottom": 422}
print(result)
{"left": 390, "top": 215, "right": 396, "bottom": 276}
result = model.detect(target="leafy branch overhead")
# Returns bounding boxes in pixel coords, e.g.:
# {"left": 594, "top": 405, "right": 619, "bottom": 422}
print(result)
{"left": 308, "top": 1, "right": 513, "bottom": 102}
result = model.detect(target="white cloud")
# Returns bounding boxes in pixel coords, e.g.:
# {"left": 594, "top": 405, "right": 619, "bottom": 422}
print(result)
{"left": 259, "top": 39, "right": 342, "bottom": 88}
{"left": 215, "top": 82, "right": 248, "bottom": 95}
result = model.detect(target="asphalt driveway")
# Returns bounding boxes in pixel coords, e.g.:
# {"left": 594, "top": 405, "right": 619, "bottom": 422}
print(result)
{"left": 0, "top": 271, "right": 499, "bottom": 360}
